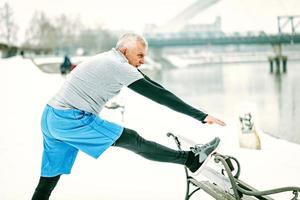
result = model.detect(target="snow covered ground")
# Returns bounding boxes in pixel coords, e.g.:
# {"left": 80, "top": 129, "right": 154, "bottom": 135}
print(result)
{"left": 0, "top": 57, "right": 299, "bottom": 200}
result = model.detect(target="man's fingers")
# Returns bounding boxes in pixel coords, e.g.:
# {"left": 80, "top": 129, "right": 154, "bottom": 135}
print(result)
{"left": 204, "top": 115, "right": 226, "bottom": 126}
{"left": 215, "top": 119, "right": 226, "bottom": 126}
{"left": 211, "top": 118, "right": 226, "bottom": 126}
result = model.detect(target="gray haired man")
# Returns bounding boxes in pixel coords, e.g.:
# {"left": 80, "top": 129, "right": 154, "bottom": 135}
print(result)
{"left": 32, "top": 33, "right": 225, "bottom": 199}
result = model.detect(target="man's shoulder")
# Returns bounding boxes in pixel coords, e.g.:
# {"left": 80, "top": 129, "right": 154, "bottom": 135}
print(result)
{"left": 92, "top": 49, "right": 126, "bottom": 65}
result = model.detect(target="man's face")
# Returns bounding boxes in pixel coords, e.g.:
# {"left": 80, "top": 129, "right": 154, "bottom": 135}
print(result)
{"left": 123, "top": 42, "right": 146, "bottom": 68}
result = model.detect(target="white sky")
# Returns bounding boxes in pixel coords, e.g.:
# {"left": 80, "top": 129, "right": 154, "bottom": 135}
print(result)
{"left": 2, "top": 0, "right": 300, "bottom": 42}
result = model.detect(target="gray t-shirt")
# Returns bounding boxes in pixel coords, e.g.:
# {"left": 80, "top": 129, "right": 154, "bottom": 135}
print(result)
{"left": 48, "top": 48, "right": 143, "bottom": 114}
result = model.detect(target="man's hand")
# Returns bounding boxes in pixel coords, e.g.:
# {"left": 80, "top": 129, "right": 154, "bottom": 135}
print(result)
{"left": 204, "top": 115, "right": 226, "bottom": 126}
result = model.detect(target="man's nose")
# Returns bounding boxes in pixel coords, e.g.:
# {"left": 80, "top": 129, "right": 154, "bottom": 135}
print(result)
{"left": 140, "top": 58, "right": 145, "bottom": 64}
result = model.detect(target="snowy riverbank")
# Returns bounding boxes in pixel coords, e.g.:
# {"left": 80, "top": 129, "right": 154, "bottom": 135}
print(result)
{"left": 0, "top": 57, "right": 299, "bottom": 199}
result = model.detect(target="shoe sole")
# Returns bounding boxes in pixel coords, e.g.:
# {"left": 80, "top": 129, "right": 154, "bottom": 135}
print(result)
{"left": 190, "top": 140, "right": 220, "bottom": 176}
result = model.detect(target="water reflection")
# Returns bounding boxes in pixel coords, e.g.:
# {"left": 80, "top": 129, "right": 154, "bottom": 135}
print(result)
{"left": 155, "top": 61, "right": 300, "bottom": 144}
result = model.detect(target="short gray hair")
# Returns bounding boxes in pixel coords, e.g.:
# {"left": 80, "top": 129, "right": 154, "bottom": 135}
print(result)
{"left": 116, "top": 32, "right": 148, "bottom": 50}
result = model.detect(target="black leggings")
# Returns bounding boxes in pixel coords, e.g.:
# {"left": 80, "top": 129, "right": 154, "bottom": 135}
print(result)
{"left": 114, "top": 128, "right": 189, "bottom": 164}
{"left": 32, "top": 128, "right": 189, "bottom": 199}
{"left": 32, "top": 175, "right": 60, "bottom": 200}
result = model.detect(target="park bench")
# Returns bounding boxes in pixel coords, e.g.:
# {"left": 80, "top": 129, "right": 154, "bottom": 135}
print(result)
{"left": 167, "top": 133, "right": 300, "bottom": 200}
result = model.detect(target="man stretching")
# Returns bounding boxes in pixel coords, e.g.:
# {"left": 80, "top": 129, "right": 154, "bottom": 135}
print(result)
{"left": 32, "top": 33, "right": 226, "bottom": 199}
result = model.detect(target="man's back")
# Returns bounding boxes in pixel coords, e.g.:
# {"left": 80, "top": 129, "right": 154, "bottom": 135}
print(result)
{"left": 48, "top": 49, "right": 143, "bottom": 114}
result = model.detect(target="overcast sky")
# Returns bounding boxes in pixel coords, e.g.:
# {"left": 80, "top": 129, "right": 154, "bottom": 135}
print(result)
{"left": 2, "top": 0, "right": 300, "bottom": 40}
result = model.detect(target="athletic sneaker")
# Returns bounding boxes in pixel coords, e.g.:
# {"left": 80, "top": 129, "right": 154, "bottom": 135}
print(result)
{"left": 185, "top": 137, "right": 220, "bottom": 175}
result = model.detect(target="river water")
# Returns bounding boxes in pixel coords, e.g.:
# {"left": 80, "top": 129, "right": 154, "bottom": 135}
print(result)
{"left": 154, "top": 61, "right": 300, "bottom": 145}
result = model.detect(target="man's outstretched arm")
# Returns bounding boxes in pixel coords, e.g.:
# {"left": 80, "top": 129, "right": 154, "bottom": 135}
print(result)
{"left": 128, "top": 78, "right": 226, "bottom": 126}
{"left": 137, "top": 69, "right": 165, "bottom": 89}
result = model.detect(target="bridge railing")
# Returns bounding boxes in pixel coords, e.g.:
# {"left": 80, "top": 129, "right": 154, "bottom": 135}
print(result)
{"left": 146, "top": 32, "right": 300, "bottom": 47}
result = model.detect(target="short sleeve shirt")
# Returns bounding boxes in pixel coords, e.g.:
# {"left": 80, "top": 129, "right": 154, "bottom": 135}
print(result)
{"left": 48, "top": 48, "right": 143, "bottom": 114}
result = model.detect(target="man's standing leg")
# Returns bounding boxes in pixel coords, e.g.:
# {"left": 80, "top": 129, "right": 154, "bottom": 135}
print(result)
{"left": 32, "top": 175, "right": 61, "bottom": 200}
{"left": 32, "top": 105, "right": 79, "bottom": 199}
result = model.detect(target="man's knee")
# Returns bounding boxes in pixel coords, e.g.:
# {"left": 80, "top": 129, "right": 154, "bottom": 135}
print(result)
{"left": 115, "top": 128, "right": 143, "bottom": 147}
{"left": 124, "top": 128, "right": 139, "bottom": 138}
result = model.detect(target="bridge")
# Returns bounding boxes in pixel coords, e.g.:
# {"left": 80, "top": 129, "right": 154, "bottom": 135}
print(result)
{"left": 143, "top": 0, "right": 300, "bottom": 71}
{"left": 145, "top": 32, "right": 300, "bottom": 48}
{"left": 153, "top": 0, "right": 222, "bottom": 33}
{"left": 145, "top": 0, "right": 300, "bottom": 48}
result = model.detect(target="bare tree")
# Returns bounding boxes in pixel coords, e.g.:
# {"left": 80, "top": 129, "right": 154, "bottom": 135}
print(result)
{"left": 0, "top": 2, "right": 18, "bottom": 45}
{"left": 76, "top": 26, "right": 117, "bottom": 54}
{"left": 54, "top": 14, "right": 83, "bottom": 54}
{"left": 23, "top": 11, "right": 118, "bottom": 55}
{"left": 24, "top": 11, "right": 60, "bottom": 52}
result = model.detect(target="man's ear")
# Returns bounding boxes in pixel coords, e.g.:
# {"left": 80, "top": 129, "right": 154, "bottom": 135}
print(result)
{"left": 119, "top": 47, "right": 127, "bottom": 55}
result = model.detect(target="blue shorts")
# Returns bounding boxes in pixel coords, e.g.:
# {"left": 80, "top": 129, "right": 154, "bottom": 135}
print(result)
{"left": 40, "top": 105, "right": 123, "bottom": 177}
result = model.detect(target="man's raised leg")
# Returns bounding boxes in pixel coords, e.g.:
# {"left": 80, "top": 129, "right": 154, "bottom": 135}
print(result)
{"left": 113, "top": 128, "right": 220, "bottom": 174}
